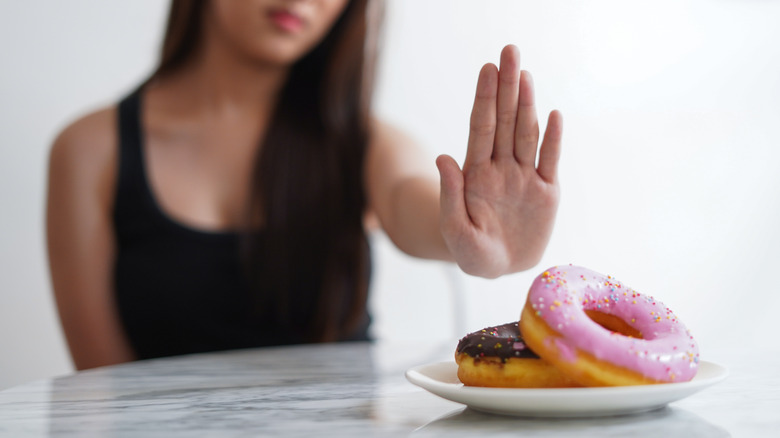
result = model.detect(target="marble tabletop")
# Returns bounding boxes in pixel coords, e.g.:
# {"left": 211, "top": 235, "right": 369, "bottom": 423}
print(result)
{"left": 0, "top": 341, "right": 777, "bottom": 437}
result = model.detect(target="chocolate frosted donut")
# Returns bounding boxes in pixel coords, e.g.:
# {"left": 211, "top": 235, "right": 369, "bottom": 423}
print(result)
{"left": 455, "top": 322, "right": 580, "bottom": 388}
{"left": 456, "top": 322, "right": 539, "bottom": 361}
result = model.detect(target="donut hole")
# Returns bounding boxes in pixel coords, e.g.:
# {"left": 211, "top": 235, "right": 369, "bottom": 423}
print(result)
{"left": 584, "top": 310, "right": 643, "bottom": 339}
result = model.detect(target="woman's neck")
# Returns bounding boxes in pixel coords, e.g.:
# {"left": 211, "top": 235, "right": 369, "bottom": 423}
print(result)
{"left": 194, "top": 38, "right": 288, "bottom": 113}
{"left": 154, "top": 35, "right": 290, "bottom": 122}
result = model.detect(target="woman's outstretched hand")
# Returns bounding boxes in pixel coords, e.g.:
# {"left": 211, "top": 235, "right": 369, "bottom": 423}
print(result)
{"left": 436, "top": 45, "right": 563, "bottom": 278}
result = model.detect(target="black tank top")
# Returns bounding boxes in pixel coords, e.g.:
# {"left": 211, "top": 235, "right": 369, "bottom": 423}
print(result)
{"left": 113, "top": 89, "right": 370, "bottom": 359}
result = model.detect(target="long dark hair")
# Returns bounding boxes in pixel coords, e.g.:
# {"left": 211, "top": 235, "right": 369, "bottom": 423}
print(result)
{"left": 152, "top": 0, "right": 383, "bottom": 342}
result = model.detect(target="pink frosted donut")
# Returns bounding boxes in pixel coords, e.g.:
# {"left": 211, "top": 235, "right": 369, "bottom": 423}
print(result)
{"left": 519, "top": 265, "right": 699, "bottom": 386}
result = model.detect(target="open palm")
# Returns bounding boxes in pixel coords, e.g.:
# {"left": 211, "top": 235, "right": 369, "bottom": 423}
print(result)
{"left": 436, "top": 45, "right": 563, "bottom": 278}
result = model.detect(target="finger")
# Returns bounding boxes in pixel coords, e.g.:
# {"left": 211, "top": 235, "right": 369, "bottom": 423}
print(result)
{"left": 436, "top": 154, "right": 470, "bottom": 229}
{"left": 493, "top": 45, "right": 521, "bottom": 161}
{"left": 537, "top": 110, "right": 563, "bottom": 183}
{"left": 465, "top": 63, "right": 498, "bottom": 167}
{"left": 514, "top": 70, "right": 541, "bottom": 166}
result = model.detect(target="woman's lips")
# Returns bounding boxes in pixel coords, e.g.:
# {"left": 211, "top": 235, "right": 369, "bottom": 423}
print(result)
{"left": 268, "top": 9, "right": 304, "bottom": 33}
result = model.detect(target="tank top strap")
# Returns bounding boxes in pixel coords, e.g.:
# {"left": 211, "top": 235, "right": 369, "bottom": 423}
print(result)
{"left": 116, "top": 87, "right": 144, "bottom": 196}
{"left": 114, "top": 86, "right": 159, "bottom": 236}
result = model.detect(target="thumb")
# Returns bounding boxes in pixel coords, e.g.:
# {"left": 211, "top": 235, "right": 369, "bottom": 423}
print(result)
{"left": 436, "top": 154, "right": 468, "bottom": 229}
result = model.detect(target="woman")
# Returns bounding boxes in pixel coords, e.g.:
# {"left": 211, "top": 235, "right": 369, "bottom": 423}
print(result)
{"left": 46, "top": 0, "right": 563, "bottom": 370}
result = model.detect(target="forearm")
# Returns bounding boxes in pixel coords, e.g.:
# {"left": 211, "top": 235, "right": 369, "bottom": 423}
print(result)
{"left": 380, "top": 176, "right": 453, "bottom": 261}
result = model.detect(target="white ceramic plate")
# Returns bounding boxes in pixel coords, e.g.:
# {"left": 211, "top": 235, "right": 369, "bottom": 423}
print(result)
{"left": 406, "top": 361, "right": 728, "bottom": 417}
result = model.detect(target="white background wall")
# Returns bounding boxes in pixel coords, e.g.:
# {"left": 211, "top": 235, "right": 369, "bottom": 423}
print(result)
{"left": 2, "top": 0, "right": 779, "bottom": 390}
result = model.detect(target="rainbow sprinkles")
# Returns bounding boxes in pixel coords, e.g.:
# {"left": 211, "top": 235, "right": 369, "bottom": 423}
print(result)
{"left": 520, "top": 265, "right": 699, "bottom": 385}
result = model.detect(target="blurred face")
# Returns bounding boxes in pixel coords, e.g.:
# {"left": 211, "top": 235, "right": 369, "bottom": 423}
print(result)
{"left": 205, "top": 0, "right": 350, "bottom": 66}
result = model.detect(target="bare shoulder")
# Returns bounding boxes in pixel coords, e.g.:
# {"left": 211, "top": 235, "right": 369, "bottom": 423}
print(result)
{"left": 48, "top": 106, "right": 119, "bottom": 203}
{"left": 49, "top": 106, "right": 117, "bottom": 177}
{"left": 369, "top": 118, "right": 417, "bottom": 151}
{"left": 367, "top": 117, "right": 434, "bottom": 177}
{"left": 50, "top": 106, "right": 117, "bottom": 166}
